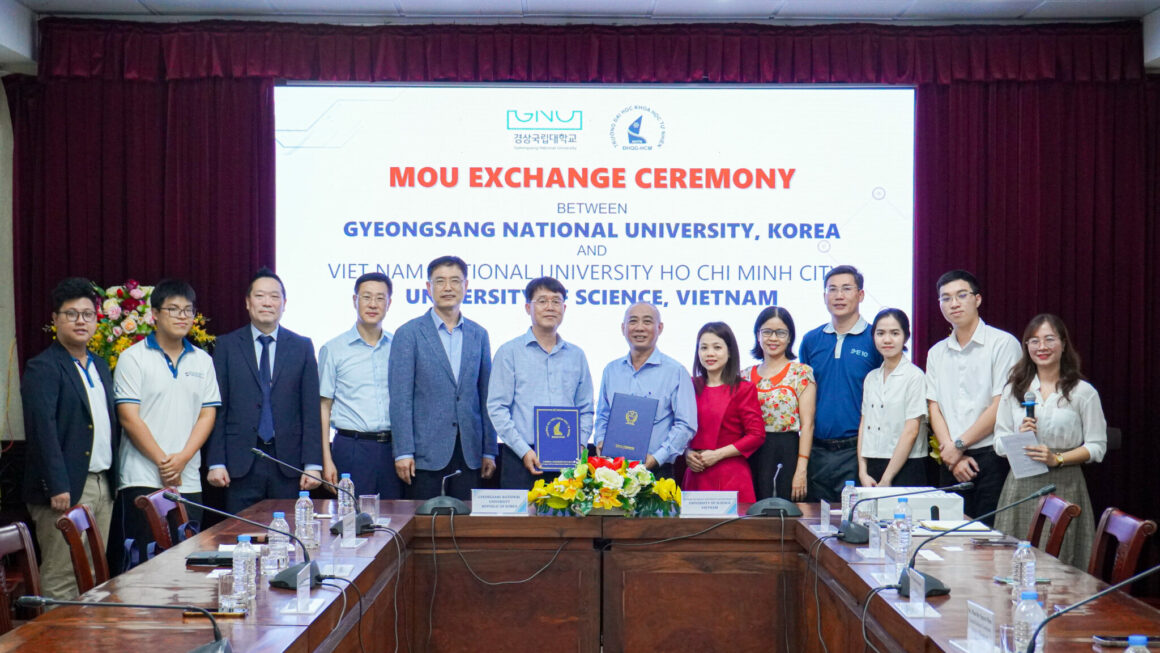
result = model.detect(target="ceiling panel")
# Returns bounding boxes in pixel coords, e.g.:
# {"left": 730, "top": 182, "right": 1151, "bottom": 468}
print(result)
{"left": 397, "top": 0, "right": 522, "bottom": 16}
{"left": 775, "top": 0, "right": 913, "bottom": 19}
{"left": 900, "top": 0, "right": 1042, "bottom": 20}
{"left": 16, "top": 0, "right": 150, "bottom": 12}
{"left": 141, "top": 0, "right": 275, "bottom": 14}
{"left": 1024, "top": 0, "right": 1160, "bottom": 18}
{"left": 268, "top": 0, "right": 400, "bottom": 14}
{"left": 652, "top": 0, "right": 782, "bottom": 18}
{"left": 525, "top": 0, "right": 653, "bottom": 16}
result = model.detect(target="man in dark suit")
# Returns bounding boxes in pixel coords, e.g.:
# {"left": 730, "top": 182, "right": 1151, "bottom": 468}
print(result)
{"left": 207, "top": 268, "right": 322, "bottom": 513}
{"left": 389, "top": 256, "right": 497, "bottom": 501}
{"left": 23, "top": 278, "right": 120, "bottom": 599}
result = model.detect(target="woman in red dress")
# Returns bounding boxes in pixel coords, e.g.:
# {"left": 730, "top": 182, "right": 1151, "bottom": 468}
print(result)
{"left": 683, "top": 322, "right": 766, "bottom": 503}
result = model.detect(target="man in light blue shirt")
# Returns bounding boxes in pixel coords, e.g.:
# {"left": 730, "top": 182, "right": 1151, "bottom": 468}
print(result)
{"left": 488, "top": 277, "right": 594, "bottom": 490}
{"left": 319, "top": 272, "right": 400, "bottom": 499}
{"left": 593, "top": 302, "right": 696, "bottom": 479}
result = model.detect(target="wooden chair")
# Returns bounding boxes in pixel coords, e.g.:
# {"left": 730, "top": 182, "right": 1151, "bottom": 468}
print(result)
{"left": 133, "top": 487, "right": 191, "bottom": 551}
{"left": 54, "top": 505, "right": 110, "bottom": 594}
{"left": 0, "top": 522, "right": 42, "bottom": 634}
{"left": 1026, "top": 494, "right": 1081, "bottom": 558}
{"left": 1087, "top": 507, "right": 1158, "bottom": 587}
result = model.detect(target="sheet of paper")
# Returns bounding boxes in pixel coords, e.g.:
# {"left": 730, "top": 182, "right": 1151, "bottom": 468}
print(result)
{"left": 998, "top": 432, "right": 1049, "bottom": 479}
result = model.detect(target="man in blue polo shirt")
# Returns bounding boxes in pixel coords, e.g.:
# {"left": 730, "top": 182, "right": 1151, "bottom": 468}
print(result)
{"left": 799, "top": 265, "right": 882, "bottom": 502}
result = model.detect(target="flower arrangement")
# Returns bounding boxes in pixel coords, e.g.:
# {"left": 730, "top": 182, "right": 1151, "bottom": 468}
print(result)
{"left": 49, "top": 279, "right": 215, "bottom": 370}
{"left": 527, "top": 448, "right": 682, "bottom": 518}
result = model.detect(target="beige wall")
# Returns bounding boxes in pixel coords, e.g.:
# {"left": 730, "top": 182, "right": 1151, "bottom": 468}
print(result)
{"left": 0, "top": 81, "right": 25, "bottom": 442}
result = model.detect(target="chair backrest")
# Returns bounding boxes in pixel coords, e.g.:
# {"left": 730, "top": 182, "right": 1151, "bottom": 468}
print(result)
{"left": 54, "top": 505, "right": 110, "bottom": 594}
{"left": 1026, "top": 494, "right": 1082, "bottom": 558}
{"left": 1087, "top": 507, "right": 1158, "bottom": 587}
{"left": 0, "top": 522, "right": 42, "bottom": 633}
{"left": 133, "top": 487, "right": 189, "bottom": 550}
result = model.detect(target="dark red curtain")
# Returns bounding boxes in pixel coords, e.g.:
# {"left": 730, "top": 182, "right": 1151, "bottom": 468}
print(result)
{"left": 6, "top": 19, "right": 1157, "bottom": 533}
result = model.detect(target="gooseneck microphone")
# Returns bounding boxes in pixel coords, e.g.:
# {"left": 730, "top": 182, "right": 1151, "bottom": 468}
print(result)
{"left": 250, "top": 448, "right": 374, "bottom": 535}
{"left": 16, "top": 595, "right": 231, "bottom": 653}
{"left": 162, "top": 491, "right": 320, "bottom": 589}
{"left": 896, "top": 484, "right": 1055, "bottom": 597}
{"left": 1024, "top": 560, "right": 1160, "bottom": 653}
{"left": 1023, "top": 392, "right": 1037, "bottom": 420}
{"left": 838, "top": 481, "right": 975, "bottom": 544}
{"left": 416, "top": 469, "right": 471, "bottom": 515}
{"left": 747, "top": 462, "right": 803, "bottom": 517}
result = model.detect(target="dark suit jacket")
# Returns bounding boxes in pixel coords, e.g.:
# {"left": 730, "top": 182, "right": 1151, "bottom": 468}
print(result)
{"left": 207, "top": 325, "right": 322, "bottom": 478}
{"left": 22, "top": 341, "right": 120, "bottom": 505}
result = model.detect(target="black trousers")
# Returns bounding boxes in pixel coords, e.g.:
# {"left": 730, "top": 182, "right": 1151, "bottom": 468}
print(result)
{"left": 863, "top": 457, "right": 927, "bottom": 488}
{"left": 500, "top": 444, "right": 560, "bottom": 490}
{"left": 107, "top": 487, "right": 203, "bottom": 574}
{"left": 938, "top": 445, "right": 1010, "bottom": 527}
{"left": 410, "top": 433, "right": 482, "bottom": 502}
{"left": 749, "top": 431, "right": 801, "bottom": 501}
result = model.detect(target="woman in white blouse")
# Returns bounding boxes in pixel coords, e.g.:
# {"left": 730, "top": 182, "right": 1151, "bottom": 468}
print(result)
{"left": 857, "top": 308, "right": 928, "bottom": 488}
{"left": 994, "top": 313, "right": 1106, "bottom": 568}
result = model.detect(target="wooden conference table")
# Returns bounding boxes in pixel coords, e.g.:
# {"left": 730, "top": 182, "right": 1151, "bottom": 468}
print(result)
{"left": 0, "top": 500, "right": 1157, "bottom": 652}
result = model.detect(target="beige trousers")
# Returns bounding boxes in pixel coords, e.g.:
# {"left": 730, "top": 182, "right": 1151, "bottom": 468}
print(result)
{"left": 27, "top": 472, "right": 114, "bottom": 600}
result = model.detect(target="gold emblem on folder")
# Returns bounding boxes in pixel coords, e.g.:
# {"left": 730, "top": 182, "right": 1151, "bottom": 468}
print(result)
{"left": 545, "top": 417, "right": 571, "bottom": 439}
{"left": 625, "top": 410, "right": 638, "bottom": 426}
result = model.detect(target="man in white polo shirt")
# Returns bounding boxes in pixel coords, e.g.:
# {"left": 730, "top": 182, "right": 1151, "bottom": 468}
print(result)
{"left": 108, "top": 279, "right": 220, "bottom": 572}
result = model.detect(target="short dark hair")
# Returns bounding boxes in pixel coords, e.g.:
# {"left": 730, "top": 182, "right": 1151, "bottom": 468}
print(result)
{"left": 151, "top": 279, "right": 197, "bottom": 310}
{"left": 354, "top": 272, "right": 392, "bottom": 296}
{"left": 935, "top": 269, "right": 980, "bottom": 295}
{"left": 750, "top": 306, "right": 797, "bottom": 361}
{"left": 824, "top": 265, "right": 864, "bottom": 290}
{"left": 51, "top": 278, "right": 98, "bottom": 312}
{"left": 871, "top": 308, "right": 911, "bottom": 353}
{"left": 427, "top": 256, "right": 467, "bottom": 279}
{"left": 524, "top": 277, "right": 567, "bottom": 303}
{"left": 692, "top": 322, "right": 743, "bottom": 392}
{"left": 248, "top": 266, "right": 286, "bottom": 297}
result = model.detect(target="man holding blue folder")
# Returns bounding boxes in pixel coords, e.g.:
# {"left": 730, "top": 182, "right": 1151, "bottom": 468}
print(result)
{"left": 593, "top": 302, "right": 697, "bottom": 479}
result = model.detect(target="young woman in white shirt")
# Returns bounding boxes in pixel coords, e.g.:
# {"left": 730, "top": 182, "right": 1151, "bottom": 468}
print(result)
{"left": 857, "top": 308, "right": 928, "bottom": 488}
{"left": 993, "top": 313, "right": 1106, "bottom": 568}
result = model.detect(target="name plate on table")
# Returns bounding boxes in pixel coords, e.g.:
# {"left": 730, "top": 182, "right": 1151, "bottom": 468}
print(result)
{"left": 965, "top": 600, "right": 996, "bottom": 653}
{"left": 534, "top": 406, "right": 581, "bottom": 470}
{"left": 680, "top": 491, "right": 738, "bottom": 518}
{"left": 471, "top": 489, "right": 530, "bottom": 516}
{"left": 602, "top": 393, "right": 659, "bottom": 462}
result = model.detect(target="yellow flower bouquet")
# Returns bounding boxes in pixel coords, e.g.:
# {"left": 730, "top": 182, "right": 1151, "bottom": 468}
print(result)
{"left": 527, "top": 448, "right": 681, "bottom": 517}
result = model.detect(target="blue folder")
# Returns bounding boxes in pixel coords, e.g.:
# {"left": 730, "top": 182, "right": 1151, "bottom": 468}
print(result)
{"left": 602, "top": 393, "right": 658, "bottom": 463}
{"left": 534, "top": 406, "right": 581, "bottom": 470}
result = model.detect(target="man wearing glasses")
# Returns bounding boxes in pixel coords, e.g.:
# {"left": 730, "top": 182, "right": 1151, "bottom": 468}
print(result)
{"left": 111, "top": 279, "right": 220, "bottom": 571}
{"left": 488, "top": 276, "right": 594, "bottom": 490}
{"left": 799, "top": 265, "right": 882, "bottom": 502}
{"left": 389, "top": 256, "right": 497, "bottom": 501}
{"left": 206, "top": 268, "right": 322, "bottom": 513}
{"left": 23, "top": 278, "right": 121, "bottom": 597}
{"left": 926, "top": 270, "right": 1020, "bottom": 525}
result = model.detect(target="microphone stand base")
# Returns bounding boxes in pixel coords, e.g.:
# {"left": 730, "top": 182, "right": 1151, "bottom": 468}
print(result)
{"left": 190, "top": 640, "right": 233, "bottom": 653}
{"left": 416, "top": 496, "right": 471, "bottom": 516}
{"left": 837, "top": 520, "right": 869, "bottom": 544}
{"left": 745, "top": 498, "right": 803, "bottom": 517}
{"left": 896, "top": 568, "right": 950, "bottom": 597}
{"left": 329, "top": 512, "right": 376, "bottom": 536}
{"left": 270, "top": 560, "right": 322, "bottom": 590}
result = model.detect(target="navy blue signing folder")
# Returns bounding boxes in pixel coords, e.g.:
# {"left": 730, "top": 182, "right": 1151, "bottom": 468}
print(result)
{"left": 534, "top": 406, "right": 581, "bottom": 470}
{"left": 602, "top": 393, "right": 659, "bottom": 462}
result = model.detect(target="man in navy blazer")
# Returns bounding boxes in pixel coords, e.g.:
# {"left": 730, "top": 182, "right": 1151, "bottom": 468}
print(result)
{"left": 389, "top": 256, "right": 497, "bottom": 501}
{"left": 207, "top": 268, "right": 322, "bottom": 513}
{"left": 23, "top": 278, "right": 120, "bottom": 598}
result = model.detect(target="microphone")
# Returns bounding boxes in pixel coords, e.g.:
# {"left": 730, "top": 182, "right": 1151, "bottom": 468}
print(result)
{"left": 416, "top": 469, "right": 471, "bottom": 515}
{"left": 838, "top": 481, "right": 975, "bottom": 544}
{"left": 897, "top": 484, "right": 1055, "bottom": 597}
{"left": 162, "top": 491, "right": 320, "bottom": 590}
{"left": 747, "top": 462, "right": 803, "bottom": 517}
{"left": 250, "top": 447, "right": 374, "bottom": 535}
{"left": 1023, "top": 392, "right": 1036, "bottom": 419}
{"left": 1024, "top": 561, "right": 1160, "bottom": 653}
{"left": 16, "top": 595, "right": 231, "bottom": 653}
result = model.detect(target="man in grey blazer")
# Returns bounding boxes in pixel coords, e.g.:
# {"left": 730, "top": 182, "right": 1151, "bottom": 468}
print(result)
{"left": 389, "top": 256, "right": 497, "bottom": 500}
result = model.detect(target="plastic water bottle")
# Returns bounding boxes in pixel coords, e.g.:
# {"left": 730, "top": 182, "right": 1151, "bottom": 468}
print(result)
{"left": 232, "top": 535, "right": 258, "bottom": 603}
{"left": 896, "top": 498, "right": 913, "bottom": 557}
{"left": 267, "top": 511, "right": 290, "bottom": 572}
{"left": 1126, "top": 635, "right": 1151, "bottom": 652}
{"left": 840, "top": 480, "right": 857, "bottom": 521}
{"left": 1012, "top": 590, "right": 1047, "bottom": 653}
{"left": 1011, "top": 540, "right": 1037, "bottom": 601}
{"left": 337, "top": 473, "right": 356, "bottom": 517}
{"left": 295, "top": 491, "right": 318, "bottom": 550}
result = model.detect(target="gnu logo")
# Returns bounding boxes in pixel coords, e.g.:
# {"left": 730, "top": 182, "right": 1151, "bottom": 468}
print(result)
{"left": 627, "top": 116, "right": 647, "bottom": 144}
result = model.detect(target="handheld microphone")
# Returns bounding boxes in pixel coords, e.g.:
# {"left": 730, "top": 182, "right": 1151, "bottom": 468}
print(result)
{"left": 416, "top": 469, "right": 471, "bottom": 516}
{"left": 838, "top": 481, "right": 975, "bottom": 544}
{"left": 1024, "top": 560, "right": 1160, "bottom": 653}
{"left": 1023, "top": 392, "right": 1037, "bottom": 420}
{"left": 250, "top": 447, "right": 374, "bottom": 535}
{"left": 162, "top": 491, "right": 320, "bottom": 589}
{"left": 747, "top": 462, "right": 804, "bottom": 517}
{"left": 15, "top": 595, "right": 231, "bottom": 653}
{"left": 897, "top": 484, "right": 1055, "bottom": 597}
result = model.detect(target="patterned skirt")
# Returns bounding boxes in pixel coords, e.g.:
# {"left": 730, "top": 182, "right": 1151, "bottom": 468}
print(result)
{"left": 993, "top": 460, "right": 1095, "bottom": 569}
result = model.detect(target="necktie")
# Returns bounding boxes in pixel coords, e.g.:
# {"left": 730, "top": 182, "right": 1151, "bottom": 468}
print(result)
{"left": 258, "top": 334, "right": 275, "bottom": 443}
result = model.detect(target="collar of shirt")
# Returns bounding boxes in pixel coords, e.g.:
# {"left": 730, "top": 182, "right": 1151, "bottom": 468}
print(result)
{"left": 520, "top": 327, "right": 566, "bottom": 354}
{"left": 618, "top": 348, "right": 663, "bottom": 372}
{"left": 429, "top": 308, "right": 463, "bottom": 334}
{"left": 344, "top": 324, "right": 390, "bottom": 349}
{"left": 822, "top": 316, "right": 869, "bottom": 336}
{"left": 947, "top": 318, "right": 988, "bottom": 352}
{"left": 145, "top": 332, "right": 194, "bottom": 356}
{"left": 251, "top": 323, "right": 280, "bottom": 343}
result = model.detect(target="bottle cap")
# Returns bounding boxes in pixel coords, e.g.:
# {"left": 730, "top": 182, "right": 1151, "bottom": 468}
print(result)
{"left": 1020, "top": 591, "right": 1038, "bottom": 600}
{"left": 299, "top": 491, "right": 309, "bottom": 498}
{"left": 898, "top": 498, "right": 908, "bottom": 503}
{"left": 341, "top": 473, "right": 351, "bottom": 479}
{"left": 273, "top": 511, "right": 285, "bottom": 519}
{"left": 894, "top": 513, "right": 905, "bottom": 519}
{"left": 845, "top": 480, "right": 855, "bottom": 486}
{"left": 238, "top": 535, "right": 251, "bottom": 543}
{"left": 1128, "top": 635, "right": 1148, "bottom": 646}
{"left": 1018, "top": 540, "right": 1031, "bottom": 548}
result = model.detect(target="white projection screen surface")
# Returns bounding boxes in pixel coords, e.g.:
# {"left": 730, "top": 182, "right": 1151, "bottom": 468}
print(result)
{"left": 274, "top": 85, "right": 915, "bottom": 376}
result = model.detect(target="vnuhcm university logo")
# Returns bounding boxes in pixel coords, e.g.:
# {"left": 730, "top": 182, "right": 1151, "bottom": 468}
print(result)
{"left": 609, "top": 105, "right": 666, "bottom": 151}
{"left": 545, "top": 416, "right": 573, "bottom": 440}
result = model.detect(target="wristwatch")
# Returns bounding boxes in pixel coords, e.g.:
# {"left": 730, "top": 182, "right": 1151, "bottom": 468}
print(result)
{"left": 953, "top": 438, "right": 966, "bottom": 451}
{"left": 1054, "top": 453, "right": 1065, "bottom": 467}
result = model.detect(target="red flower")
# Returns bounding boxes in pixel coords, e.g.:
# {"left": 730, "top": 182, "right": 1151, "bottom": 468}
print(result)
{"left": 125, "top": 279, "right": 139, "bottom": 290}
{"left": 121, "top": 298, "right": 139, "bottom": 312}
{"left": 588, "top": 456, "right": 625, "bottom": 473}
{"left": 133, "top": 334, "right": 144, "bottom": 342}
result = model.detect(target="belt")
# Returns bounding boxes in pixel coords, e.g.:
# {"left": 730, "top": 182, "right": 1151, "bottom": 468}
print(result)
{"left": 813, "top": 436, "right": 858, "bottom": 451}
{"left": 336, "top": 429, "right": 392, "bottom": 444}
